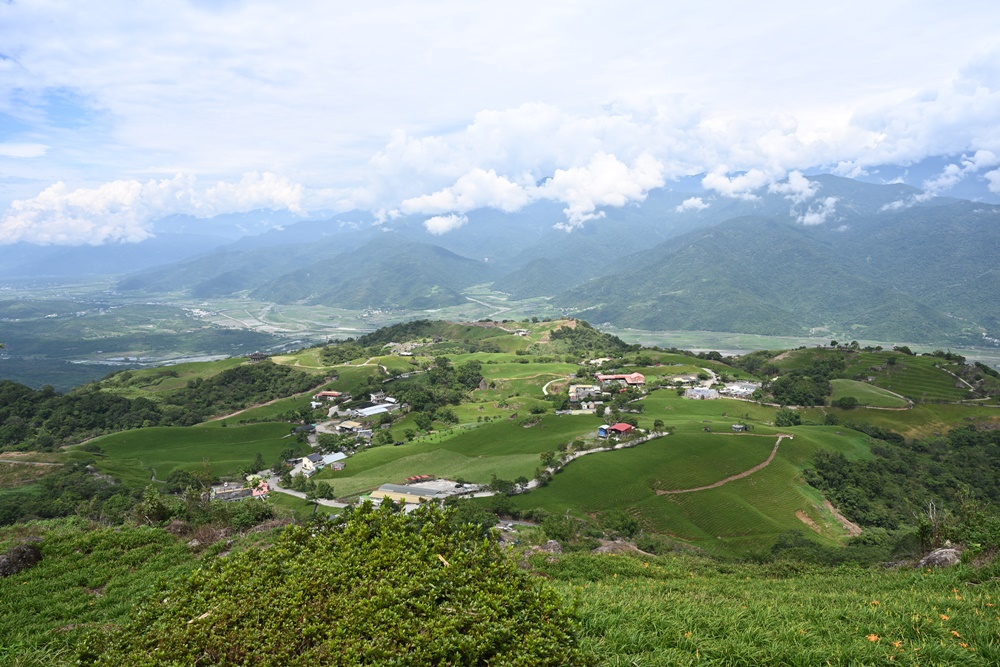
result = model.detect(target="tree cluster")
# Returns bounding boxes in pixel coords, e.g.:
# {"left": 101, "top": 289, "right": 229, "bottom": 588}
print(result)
{"left": 0, "top": 361, "right": 321, "bottom": 451}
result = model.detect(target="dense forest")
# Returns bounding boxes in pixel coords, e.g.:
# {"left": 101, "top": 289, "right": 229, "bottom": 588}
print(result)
{"left": 805, "top": 425, "right": 1000, "bottom": 546}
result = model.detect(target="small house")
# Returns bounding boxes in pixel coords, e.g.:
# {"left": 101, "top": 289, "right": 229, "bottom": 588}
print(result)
{"left": 337, "top": 420, "right": 364, "bottom": 433}
{"left": 249, "top": 352, "right": 268, "bottom": 363}
{"left": 300, "top": 453, "right": 324, "bottom": 476}
{"left": 608, "top": 423, "right": 635, "bottom": 435}
{"left": 595, "top": 373, "right": 646, "bottom": 388}
{"left": 598, "top": 422, "right": 635, "bottom": 437}
{"left": 313, "top": 390, "right": 343, "bottom": 401}
{"left": 371, "top": 483, "right": 447, "bottom": 505}
{"left": 731, "top": 424, "right": 747, "bottom": 432}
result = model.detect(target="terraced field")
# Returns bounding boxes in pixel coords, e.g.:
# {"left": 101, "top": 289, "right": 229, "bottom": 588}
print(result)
{"left": 843, "top": 352, "right": 970, "bottom": 402}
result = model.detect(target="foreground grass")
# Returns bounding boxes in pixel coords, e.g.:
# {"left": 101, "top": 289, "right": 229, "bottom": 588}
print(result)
{"left": 541, "top": 552, "right": 1000, "bottom": 666}
{"left": 0, "top": 518, "right": 200, "bottom": 666}
{"left": 4, "top": 517, "right": 999, "bottom": 667}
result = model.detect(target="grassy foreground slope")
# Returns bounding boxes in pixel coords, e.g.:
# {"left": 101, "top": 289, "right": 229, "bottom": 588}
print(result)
{"left": 542, "top": 552, "right": 1000, "bottom": 666}
{"left": 5, "top": 514, "right": 999, "bottom": 667}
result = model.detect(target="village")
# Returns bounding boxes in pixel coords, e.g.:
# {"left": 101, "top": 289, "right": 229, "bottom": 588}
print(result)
{"left": 209, "top": 350, "right": 762, "bottom": 512}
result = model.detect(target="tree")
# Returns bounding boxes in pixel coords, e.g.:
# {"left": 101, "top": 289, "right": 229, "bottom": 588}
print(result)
{"left": 775, "top": 409, "right": 801, "bottom": 427}
{"left": 653, "top": 419, "right": 665, "bottom": 432}
{"left": 81, "top": 504, "right": 593, "bottom": 666}
{"left": 313, "top": 481, "right": 335, "bottom": 499}
{"left": 413, "top": 412, "right": 433, "bottom": 431}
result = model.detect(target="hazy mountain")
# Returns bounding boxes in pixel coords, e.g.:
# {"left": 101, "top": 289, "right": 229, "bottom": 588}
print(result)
{"left": 0, "top": 233, "right": 232, "bottom": 279}
{"left": 249, "top": 233, "right": 496, "bottom": 309}
{"left": 100, "top": 172, "right": 1000, "bottom": 345}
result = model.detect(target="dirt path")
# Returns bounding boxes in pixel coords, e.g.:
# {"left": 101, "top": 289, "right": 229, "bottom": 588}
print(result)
{"left": 655, "top": 434, "right": 792, "bottom": 495}
{"left": 541, "top": 376, "right": 572, "bottom": 396}
{"left": 203, "top": 380, "right": 329, "bottom": 423}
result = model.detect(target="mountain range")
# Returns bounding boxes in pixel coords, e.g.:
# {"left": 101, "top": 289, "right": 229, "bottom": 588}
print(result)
{"left": 4, "top": 173, "right": 999, "bottom": 346}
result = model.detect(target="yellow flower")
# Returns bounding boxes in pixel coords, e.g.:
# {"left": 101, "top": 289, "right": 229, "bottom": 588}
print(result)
{"left": 866, "top": 634, "right": 880, "bottom": 642}
{"left": 684, "top": 631, "right": 693, "bottom": 638}
{"left": 871, "top": 600, "right": 880, "bottom": 606}
{"left": 960, "top": 643, "right": 969, "bottom": 648}
{"left": 940, "top": 614, "right": 950, "bottom": 621}
{"left": 892, "top": 641, "right": 902, "bottom": 649}
{"left": 952, "top": 630, "right": 961, "bottom": 637}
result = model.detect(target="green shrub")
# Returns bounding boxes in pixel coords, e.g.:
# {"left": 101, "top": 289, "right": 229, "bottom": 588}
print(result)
{"left": 81, "top": 503, "right": 593, "bottom": 666}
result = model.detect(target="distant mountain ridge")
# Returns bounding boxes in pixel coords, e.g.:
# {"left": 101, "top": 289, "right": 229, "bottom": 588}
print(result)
{"left": 95, "top": 173, "right": 1000, "bottom": 345}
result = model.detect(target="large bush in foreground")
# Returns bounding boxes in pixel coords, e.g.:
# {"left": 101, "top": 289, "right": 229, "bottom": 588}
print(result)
{"left": 81, "top": 503, "right": 592, "bottom": 666}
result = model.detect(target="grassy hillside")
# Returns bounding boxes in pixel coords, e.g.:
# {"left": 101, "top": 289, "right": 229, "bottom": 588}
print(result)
{"left": 80, "top": 423, "right": 305, "bottom": 485}
{"left": 513, "top": 423, "right": 872, "bottom": 555}
{"left": 830, "top": 379, "right": 910, "bottom": 408}
{"left": 6, "top": 515, "right": 999, "bottom": 666}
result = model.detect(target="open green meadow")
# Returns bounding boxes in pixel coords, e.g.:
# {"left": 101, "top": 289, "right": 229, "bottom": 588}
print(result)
{"left": 266, "top": 492, "right": 340, "bottom": 521}
{"left": 641, "top": 392, "right": 776, "bottom": 429}
{"left": 830, "top": 379, "right": 910, "bottom": 408}
{"left": 80, "top": 423, "right": 305, "bottom": 484}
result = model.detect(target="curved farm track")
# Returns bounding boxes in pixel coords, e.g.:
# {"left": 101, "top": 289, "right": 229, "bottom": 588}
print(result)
{"left": 655, "top": 434, "right": 792, "bottom": 495}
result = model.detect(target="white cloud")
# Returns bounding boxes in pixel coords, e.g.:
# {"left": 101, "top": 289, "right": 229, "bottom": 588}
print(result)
{"left": 768, "top": 170, "right": 818, "bottom": 203}
{"left": 797, "top": 196, "right": 839, "bottom": 226}
{"left": 675, "top": 196, "right": 709, "bottom": 212}
{"left": 543, "top": 153, "right": 665, "bottom": 231}
{"left": 986, "top": 169, "right": 1000, "bottom": 194}
{"left": 400, "top": 152, "right": 665, "bottom": 232}
{"left": 4, "top": 2, "right": 1000, "bottom": 241}
{"left": 400, "top": 169, "right": 533, "bottom": 215}
{"left": 922, "top": 150, "right": 1000, "bottom": 194}
{"left": 701, "top": 167, "right": 772, "bottom": 200}
{"left": 424, "top": 213, "right": 468, "bottom": 235}
{"left": 0, "top": 172, "right": 305, "bottom": 245}
{"left": 879, "top": 199, "right": 909, "bottom": 212}
{"left": 0, "top": 143, "right": 49, "bottom": 158}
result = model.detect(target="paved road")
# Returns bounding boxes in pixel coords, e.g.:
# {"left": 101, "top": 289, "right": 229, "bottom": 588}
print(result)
{"left": 265, "top": 472, "right": 349, "bottom": 508}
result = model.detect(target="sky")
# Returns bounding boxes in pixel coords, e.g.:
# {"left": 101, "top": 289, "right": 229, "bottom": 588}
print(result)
{"left": 2, "top": 0, "right": 1000, "bottom": 244}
